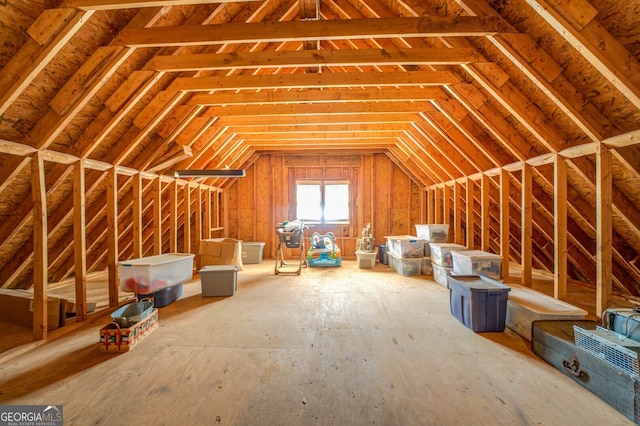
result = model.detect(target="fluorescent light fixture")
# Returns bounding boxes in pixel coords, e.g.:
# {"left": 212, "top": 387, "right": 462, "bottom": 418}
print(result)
{"left": 168, "top": 169, "right": 246, "bottom": 178}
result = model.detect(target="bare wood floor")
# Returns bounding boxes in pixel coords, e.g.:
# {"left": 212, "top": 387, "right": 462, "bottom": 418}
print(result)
{"left": 0, "top": 261, "right": 632, "bottom": 425}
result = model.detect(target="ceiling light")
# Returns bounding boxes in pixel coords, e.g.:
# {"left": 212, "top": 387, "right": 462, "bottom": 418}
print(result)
{"left": 168, "top": 169, "right": 246, "bottom": 178}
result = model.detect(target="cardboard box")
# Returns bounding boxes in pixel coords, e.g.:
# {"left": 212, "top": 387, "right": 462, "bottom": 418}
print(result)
{"left": 0, "top": 289, "right": 60, "bottom": 330}
{"left": 199, "top": 238, "right": 243, "bottom": 270}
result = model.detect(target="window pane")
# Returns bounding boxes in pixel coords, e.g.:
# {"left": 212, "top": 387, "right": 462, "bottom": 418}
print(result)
{"left": 296, "top": 184, "right": 322, "bottom": 221}
{"left": 324, "top": 183, "right": 349, "bottom": 221}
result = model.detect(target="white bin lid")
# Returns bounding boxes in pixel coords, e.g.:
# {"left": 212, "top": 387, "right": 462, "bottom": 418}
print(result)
{"left": 119, "top": 253, "right": 195, "bottom": 267}
{"left": 451, "top": 250, "right": 502, "bottom": 259}
{"left": 385, "top": 235, "right": 426, "bottom": 242}
{"left": 200, "top": 265, "right": 239, "bottom": 272}
{"left": 508, "top": 284, "right": 587, "bottom": 316}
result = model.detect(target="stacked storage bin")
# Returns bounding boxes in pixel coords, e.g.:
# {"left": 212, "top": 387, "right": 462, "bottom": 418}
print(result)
{"left": 430, "top": 243, "right": 466, "bottom": 288}
{"left": 450, "top": 250, "right": 503, "bottom": 280}
{"left": 384, "top": 236, "right": 426, "bottom": 276}
{"left": 414, "top": 224, "right": 451, "bottom": 281}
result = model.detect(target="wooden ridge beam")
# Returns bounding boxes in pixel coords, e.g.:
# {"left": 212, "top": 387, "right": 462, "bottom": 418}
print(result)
{"left": 113, "top": 16, "right": 515, "bottom": 47}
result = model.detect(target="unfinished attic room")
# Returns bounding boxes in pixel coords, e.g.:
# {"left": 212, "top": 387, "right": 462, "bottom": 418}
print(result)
{"left": 2, "top": 0, "right": 640, "bottom": 423}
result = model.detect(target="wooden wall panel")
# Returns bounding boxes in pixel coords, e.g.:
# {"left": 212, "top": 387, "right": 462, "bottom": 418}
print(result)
{"left": 229, "top": 153, "right": 422, "bottom": 259}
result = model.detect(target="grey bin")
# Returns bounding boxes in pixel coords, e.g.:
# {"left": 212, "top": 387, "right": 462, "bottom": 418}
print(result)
{"left": 241, "top": 242, "right": 265, "bottom": 264}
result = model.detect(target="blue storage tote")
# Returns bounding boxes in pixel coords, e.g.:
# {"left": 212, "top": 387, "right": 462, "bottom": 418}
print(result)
{"left": 448, "top": 275, "right": 511, "bottom": 332}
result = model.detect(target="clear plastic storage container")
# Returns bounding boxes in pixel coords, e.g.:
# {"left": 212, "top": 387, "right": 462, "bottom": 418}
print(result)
{"left": 430, "top": 243, "right": 466, "bottom": 268}
{"left": 388, "top": 252, "right": 423, "bottom": 276}
{"left": 385, "top": 235, "right": 426, "bottom": 258}
{"left": 415, "top": 224, "right": 449, "bottom": 243}
{"left": 119, "top": 253, "right": 195, "bottom": 294}
{"left": 451, "top": 250, "right": 503, "bottom": 279}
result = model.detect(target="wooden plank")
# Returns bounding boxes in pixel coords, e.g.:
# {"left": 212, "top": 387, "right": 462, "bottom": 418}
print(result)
{"left": 205, "top": 189, "right": 212, "bottom": 240}
{"left": 521, "top": 164, "right": 533, "bottom": 286}
{"left": 106, "top": 167, "right": 118, "bottom": 308}
{"left": 150, "top": 48, "right": 483, "bottom": 71}
{"left": 596, "top": 145, "right": 613, "bottom": 317}
{"left": 554, "top": 155, "right": 568, "bottom": 300}
{"left": 443, "top": 184, "right": 451, "bottom": 240}
{"left": 113, "top": 16, "right": 514, "bottom": 47}
{"left": 170, "top": 180, "right": 178, "bottom": 253}
{"left": 183, "top": 184, "right": 191, "bottom": 253}
{"left": 0, "top": 139, "right": 38, "bottom": 157}
{"left": 466, "top": 178, "right": 474, "bottom": 250}
{"left": 61, "top": 0, "right": 264, "bottom": 10}
{"left": 195, "top": 187, "right": 202, "bottom": 252}
{"left": 74, "top": 162, "right": 88, "bottom": 321}
{"left": 133, "top": 173, "right": 143, "bottom": 258}
{"left": 153, "top": 178, "right": 162, "bottom": 255}
{"left": 602, "top": 129, "right": 640, "bottom": 148}
{"left": 525, "top": 0, "right": 640, "bottom": 109}
{"left": 0, "top": 10, "right": 92, "bottom": 116}
{"left": 434, "top": 186, "right": 442, "bottom": 224}
{"left": 489, "top": 34, "right": 603, "bottom": 142}
{"left": 500, "top": 169, "right": 510, "bottom": 280}
{"left": 49, "top": 46, "right": 129, "bottom": 116}
{"left": 481, "top": 174, "right": 490, "bottom": 252}
{"left": 31, "top": 153, "right": 48, "bottom": 340}
{"left": 189, "top": 87, "right": 448, "bottom": 106}
{"left": 453, "top": 181, "right": 463, "bottom": 245}
{"left": 174, "top": 71, "right": 460, "bottom": 92}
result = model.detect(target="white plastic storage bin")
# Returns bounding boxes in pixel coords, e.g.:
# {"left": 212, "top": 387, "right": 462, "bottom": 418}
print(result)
{"left": 415, "top": 224, "right": 449, "bottom": 243}
{"left": 432, "top": 263, "right": 453, "bottom": 288}
{"left": 505, "top": 284, "right": 587, "bottom": 340}
{"left": 430, "top": 243, "right": 466, "bottom": 268}
{"left": 356, "top": 249, "right": 378, "bottom": 269}
{"left": 200, "top": 265, "right": 239, "bottom": 297}
{"left": 388, "top": 252, "right": 422, "bottom": 276}
{"left": 385, "top": 235, "right": 426, "bottom": 258}
{"left": 242, "top": 242, "right": 265, "bottom": 264}
{"left": 119, "top": 253, "right": 195, "bottom": 295}
{"left": 451, "top": 250, "right": 503, "bottom": 279}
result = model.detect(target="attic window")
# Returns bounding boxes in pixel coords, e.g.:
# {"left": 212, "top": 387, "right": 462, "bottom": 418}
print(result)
{"left": 296, "top": 181, "right": 349, "bottom": 224}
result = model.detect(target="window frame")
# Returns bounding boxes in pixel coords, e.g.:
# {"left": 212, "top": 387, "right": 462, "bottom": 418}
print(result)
{"left": 295, "top": 179, "right": 350, "bottom": 225}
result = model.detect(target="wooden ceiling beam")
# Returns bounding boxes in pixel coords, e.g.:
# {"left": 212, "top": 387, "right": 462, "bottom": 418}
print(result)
{"left": 113, "top": 16, "right": 514, "bottom": 47}
{"left": 231, "top": 123, "right": 410, "bottom": 134}
{"left": 218, "top": 113, "right": 420, "bottom": 127}
{"left": 61, "top": 0, "right": 263, "bottom": 10}
{"left": 201, "top": 101, "right": 437, "bottom": 117}
{"left": 240, "top": 132, "right": 399, "bottom": 141}
{"left": 149, "top": 47, "right": 484, "bottom": 71}
{"left": 170, "top": 70, "right": 460, "bottom": 92}
{"left": 187, "top": 87, "right": 450, "bottom": 106}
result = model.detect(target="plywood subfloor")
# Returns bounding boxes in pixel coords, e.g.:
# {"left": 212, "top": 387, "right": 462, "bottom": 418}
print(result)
{"left": 0, "top": 261, "right": 632, "bottom": 425}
